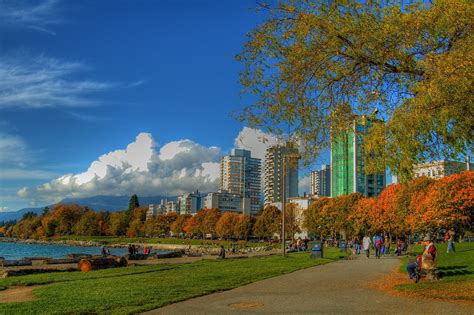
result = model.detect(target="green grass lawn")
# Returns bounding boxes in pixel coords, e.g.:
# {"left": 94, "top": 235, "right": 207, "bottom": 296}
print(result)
{"left": 396, "top": 242, "right": 474, "bottom": 301}
{"left": 0, "top": 248, "right": 347, "bottom": 314}
{"left": 51, "top": 235, "right": 269, "bottom": 248}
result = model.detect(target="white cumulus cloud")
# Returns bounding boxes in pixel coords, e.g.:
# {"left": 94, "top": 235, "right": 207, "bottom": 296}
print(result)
{"left": 17, "top": 133, "right": 222, "bottom": 204}
{"left": 234, "top": 127, "right": 282, "bottom": 160}
{"left": 16, "top": 127, "right": 308, "bottom": 205}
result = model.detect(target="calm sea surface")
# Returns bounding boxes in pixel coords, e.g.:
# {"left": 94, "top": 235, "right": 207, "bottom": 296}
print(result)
{"left": 0, "top": 242, "right": 129, "bottom": 260}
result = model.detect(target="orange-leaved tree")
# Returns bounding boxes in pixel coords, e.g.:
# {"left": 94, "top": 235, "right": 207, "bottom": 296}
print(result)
{"left": 198, "top": 208, "right": 221, "bottom": 238}
{"left": 254, "top": 205, "right": 281, "bottom": 239}
{"left": 284, "top": 203, "right": 301, "bottom": 239}
{"left": 216, "top": 212, "right": 239, "bottom": 239}
{"left": 374, "top": 184, "right": 405, "bottom": 237}
{"left": 171, "top": 214, "right": 191, "bottom": 236}
{"left": 406, "top": 176, "right": 436, "bottom": 234}
{"left": 420, "top": 171, "right": 473, "bottom": 235}
{"left": 303, "top": 197, "right": 331, "bottom": 239}
{"left": 349, "top": 197, "right": 376, "bottom": 236}
{"left": 233, "top": 214, "right": 255, "bottom": 240}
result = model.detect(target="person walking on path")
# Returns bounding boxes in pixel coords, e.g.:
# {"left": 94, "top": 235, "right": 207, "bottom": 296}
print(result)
{"left": 373, "top": 233, "right": 383, "bottom": 259}
{"left": 384, "top": 236, "right": 390, "bottom": 256}
{"left": 363, "top": 235, "right": 371, "bottom": 258}
{"left": 447, "top": 230, "right": 456, "bottom": 253}
{"left": 353, "top": 236, "right": 361, "bottom": 255}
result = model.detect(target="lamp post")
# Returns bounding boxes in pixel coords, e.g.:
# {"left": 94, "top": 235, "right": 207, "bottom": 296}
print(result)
{"left": 281, "top": 152, "right": 300, "bottom": 257}
{"left": 282, "top": 155, "right": 286, "bottom": 257}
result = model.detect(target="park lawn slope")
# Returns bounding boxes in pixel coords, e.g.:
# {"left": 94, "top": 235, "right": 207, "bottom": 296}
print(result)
{"left": 0, "top": 248, "right": 346, "bottom": 314}
{"left": 396, "top": 242, "right": 474, "bottom": 302}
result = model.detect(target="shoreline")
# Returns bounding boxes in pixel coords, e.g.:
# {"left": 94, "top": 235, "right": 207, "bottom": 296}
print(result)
{"left": 0, "top": 237, "right": 273, "bottom": 255}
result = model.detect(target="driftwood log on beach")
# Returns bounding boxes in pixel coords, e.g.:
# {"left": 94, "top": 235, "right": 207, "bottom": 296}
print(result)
{"left": 0, "top": 259, "right": 32, "bottom": 267}
{"left": 78, "top": 257, "right": 127, "bottom": 272}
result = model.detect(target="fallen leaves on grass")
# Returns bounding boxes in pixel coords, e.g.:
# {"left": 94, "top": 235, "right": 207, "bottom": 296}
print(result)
{"left": 368, "top": 262, "right": 474, "bottom": 305}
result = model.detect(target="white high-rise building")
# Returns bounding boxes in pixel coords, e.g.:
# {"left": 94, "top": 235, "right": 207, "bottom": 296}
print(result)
{"left": 310, "top": 165, "right": 331, "bottom": 197}
{"left": 264, "top": 142, "right": 300, "bottom": 205}
{"left": 220, "top": 149, "right": 261, "bottom": 215}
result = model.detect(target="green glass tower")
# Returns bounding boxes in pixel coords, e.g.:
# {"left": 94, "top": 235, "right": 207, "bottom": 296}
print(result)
{"left": 330, "top": 116, "right": 385, "bottom": 198}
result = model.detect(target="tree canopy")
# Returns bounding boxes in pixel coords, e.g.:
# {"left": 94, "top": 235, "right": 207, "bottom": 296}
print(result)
{"left": 238, "top": 0, "right": 473, "bottom": 181}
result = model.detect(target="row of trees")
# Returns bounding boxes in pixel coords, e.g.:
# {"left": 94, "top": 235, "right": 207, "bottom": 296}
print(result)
{"left": 304, "top": 172, "right": 473, "bottom": 240}
{"left": 2, "top": 200, "right": 301, "bottom": 241}
{"left": 3, "top": 172, "right": 471, "bottom": 241}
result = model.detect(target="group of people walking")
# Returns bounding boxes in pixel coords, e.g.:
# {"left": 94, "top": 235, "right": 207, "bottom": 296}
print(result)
{"left": 352, "top": 233, "right": 392, "bottom": 259}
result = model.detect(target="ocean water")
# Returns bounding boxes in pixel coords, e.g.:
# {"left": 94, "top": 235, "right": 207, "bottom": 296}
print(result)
{"left": 0, "top": 242, "right": 129, "bottom": 260}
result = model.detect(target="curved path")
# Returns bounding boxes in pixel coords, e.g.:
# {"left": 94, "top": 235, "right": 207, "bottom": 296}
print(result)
{"left": 145, "top": 255, "right": 473, "bottom": 314}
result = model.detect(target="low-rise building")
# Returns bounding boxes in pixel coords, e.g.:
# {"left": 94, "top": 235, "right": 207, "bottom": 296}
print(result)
{"left": 288, "top": 195, "right": 314, "bottom": 239}
{"left": 146, "top": 202, "right": 165, "bottom": 219}
{"left": 413, "top": 160, "right": 472, "bottom": 179}
{"left": 203, "top": 190, "right": 251, "bottom": 215}
{"left": 177, "top": 190, "right": 201, "bottom": 215}
{"left": 165, "top": 200, "right": 178, "bottom": 213}
{"left": 270, "top": 194, "right": 314, "bottom": 239}
{"left": 146, "top": 198, "right": 182, "bottom": 218}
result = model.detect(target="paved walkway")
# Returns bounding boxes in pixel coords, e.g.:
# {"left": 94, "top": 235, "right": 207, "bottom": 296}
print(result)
{"left": 145, "top": 255, "right": 474, "bottom": 314}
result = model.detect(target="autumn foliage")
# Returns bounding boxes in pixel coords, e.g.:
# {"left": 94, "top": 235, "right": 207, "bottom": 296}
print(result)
{"left": 304, "top": 172, "right": 473, "bottom": 239}
{"left": 3, "top": 172, "right": 472, "bottom": 240}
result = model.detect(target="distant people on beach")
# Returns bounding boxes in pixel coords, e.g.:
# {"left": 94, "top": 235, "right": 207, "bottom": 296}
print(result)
{"left": 101, "top": 246, "right": 110, "bottom": 257}
{"left": 128, "top": 244, "right": 137, "bottom": 259}
{"left": 218, "top": 245, "right": 225, "bottom": 259}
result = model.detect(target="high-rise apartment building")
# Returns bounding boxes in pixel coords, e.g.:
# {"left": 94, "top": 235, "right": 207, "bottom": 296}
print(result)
{"left": 220, "top": 149, "right": 261, "bottom": 215}
{"left": 264, "top": 142, "right": 300, "bottom": 205}
{"left": 331, "top": 116, "right": 386, "bottom": 198}
{"left": 310, "top": 165, "right": 331, "bottom": 197}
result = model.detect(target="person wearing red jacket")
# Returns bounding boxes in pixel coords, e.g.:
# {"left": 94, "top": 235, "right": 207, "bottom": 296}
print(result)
{"left": 407, "top": 236, "right": 437, "bottom": 282}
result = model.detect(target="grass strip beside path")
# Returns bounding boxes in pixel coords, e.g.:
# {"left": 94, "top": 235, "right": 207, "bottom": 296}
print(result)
{"left": 0, "top": 248, "right": 347, "bottom": 314}
{"left": 396, "top": 242, "right": 474, "bottom": 302}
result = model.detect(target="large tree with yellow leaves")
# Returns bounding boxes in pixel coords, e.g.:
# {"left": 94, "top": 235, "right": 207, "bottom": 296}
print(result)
{"left": 238, "top": 0, "right": 473, "bottom": 181}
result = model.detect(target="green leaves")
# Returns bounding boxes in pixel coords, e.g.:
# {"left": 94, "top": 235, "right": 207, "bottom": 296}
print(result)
{"left": 238, "top": 0, "right": 473, "bottom": 179}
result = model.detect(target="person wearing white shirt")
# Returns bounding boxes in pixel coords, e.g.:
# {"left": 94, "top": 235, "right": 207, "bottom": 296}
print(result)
{"left": 363, "top": 235, "right": 372, "bottom": 258}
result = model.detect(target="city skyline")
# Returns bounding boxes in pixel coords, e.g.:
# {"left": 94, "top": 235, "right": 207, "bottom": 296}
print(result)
{"left": 0, "top": 0, "right": 329, "bottom": 212}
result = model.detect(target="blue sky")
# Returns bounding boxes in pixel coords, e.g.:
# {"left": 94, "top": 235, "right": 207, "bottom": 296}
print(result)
{"left": 0, "top": 0, "right": 331, "bottom": 212}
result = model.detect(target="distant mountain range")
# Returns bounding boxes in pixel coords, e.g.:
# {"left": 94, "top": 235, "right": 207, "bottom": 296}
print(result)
{"left": 0, "top": 195, "right": 178, "bottom": 222}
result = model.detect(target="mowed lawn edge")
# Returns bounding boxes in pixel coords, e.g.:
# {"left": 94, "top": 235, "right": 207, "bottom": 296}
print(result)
{"left": 395, "top": 242, "right": 474, "bottom": 302}
{"left": 0, "top": 248, "right": 347, "bottom": 314}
